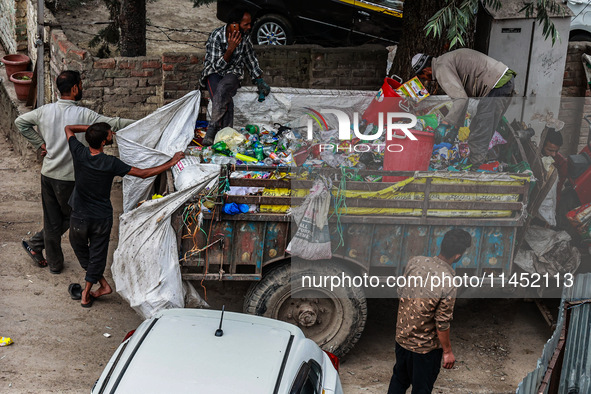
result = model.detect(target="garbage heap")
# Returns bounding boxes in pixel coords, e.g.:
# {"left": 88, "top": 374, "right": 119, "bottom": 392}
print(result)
{"left": 186, "top": 101, "right": 528, "bottom": 175}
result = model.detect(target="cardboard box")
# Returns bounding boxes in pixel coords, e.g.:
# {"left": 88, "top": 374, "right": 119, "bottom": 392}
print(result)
{"left": 396, "top": 76, "right": 430, "bottom": 102}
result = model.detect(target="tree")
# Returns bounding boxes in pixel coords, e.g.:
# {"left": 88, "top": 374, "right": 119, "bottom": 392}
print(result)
{"left": 391, "top": 0, "right": 566, "bottom": 80}
{"left": 119, "top": 0, "right": 146, "bottom": 56}
{"left": 89, "top": 0, "right": 146, "bottom": 57}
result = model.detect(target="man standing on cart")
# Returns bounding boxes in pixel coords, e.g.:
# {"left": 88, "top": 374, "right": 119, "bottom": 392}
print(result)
{"left": 412, "top": 49, "right": 515, "bottom": 170}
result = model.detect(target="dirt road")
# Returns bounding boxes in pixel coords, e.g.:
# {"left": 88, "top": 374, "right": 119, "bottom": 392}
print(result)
{"left": 0, "top": 129, "right": 553, "bottom": 393}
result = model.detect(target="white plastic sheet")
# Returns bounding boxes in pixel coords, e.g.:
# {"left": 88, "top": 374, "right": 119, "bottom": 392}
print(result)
{"left": 111, "top": 90, "right": 221, "bottom": 319}
{"left": 117, "top": 90, "right": 202, "bottom": 213}
{"left": 112, "top": 169, "right": 218, "bottom": 319}
{"left": 214, "top": 86, "right": 375, "bottom": 131}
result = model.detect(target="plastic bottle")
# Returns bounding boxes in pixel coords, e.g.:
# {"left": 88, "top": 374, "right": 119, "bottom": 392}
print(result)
{"left": 245, "top": 124, "right": 259, "bottom": 134}
{"left": 212, "top": 141, "right": 233, "bottom": 156}
{"left": 254, "top": 143, "right": 265, "bottom": 162}
{"left": 201, "top": 147, "right": 213, "bottom": 163}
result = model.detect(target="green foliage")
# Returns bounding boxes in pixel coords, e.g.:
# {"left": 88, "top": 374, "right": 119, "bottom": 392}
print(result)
{"left": 520, "top": 0, "right": 565, "bottom": 45}
{"left": 425, "top": 0, "right": 564, "bottom": 48}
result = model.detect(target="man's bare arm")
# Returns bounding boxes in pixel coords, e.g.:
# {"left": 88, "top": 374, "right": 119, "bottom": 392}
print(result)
{"left": 127, "top": 152, "right": 185, "bottom": 179}
{"left": 65, "top": 125, "right": 90, "bottom": 139}
{"left": 436, "top": 328, "right": 455, "bottom": 369}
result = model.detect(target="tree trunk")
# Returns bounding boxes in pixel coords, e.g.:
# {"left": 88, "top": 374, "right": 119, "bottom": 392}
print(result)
{"left": 119, "top": 0, "right": 146, "bottom": 57}
{"left": 391, "top": 0, "right": 449, "bottom": 82}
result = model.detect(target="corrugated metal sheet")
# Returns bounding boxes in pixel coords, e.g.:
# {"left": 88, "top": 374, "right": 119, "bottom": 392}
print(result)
{"left": 516, "top": 273, "right": 591, "bottom": 394}
{"left": 558, "top": 274, "right": 591, "bottom": 394}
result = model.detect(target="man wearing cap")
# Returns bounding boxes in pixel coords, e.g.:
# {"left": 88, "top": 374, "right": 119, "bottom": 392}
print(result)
{"left": 412, "top": 49, "right": 515, "bottom": 170}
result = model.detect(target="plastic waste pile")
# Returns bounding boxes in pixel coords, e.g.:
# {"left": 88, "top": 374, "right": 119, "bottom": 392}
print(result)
{"left": 185, "top": 101, "right": 531, "bottom": 179}
{"left": 186, "top": 121, "right": 390, "bottom": 172}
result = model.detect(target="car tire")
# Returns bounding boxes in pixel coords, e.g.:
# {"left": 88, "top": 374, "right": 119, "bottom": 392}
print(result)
{"left": 252, "top": 14, "right": 293, "bottom": 45}
{"left": 244, "top": 261, "right": 367, "bottom": 358}
{"left": 569, "top": 32, "right": 591, "bottom": 42}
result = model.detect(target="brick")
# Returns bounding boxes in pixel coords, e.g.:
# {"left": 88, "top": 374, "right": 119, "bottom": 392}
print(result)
{"left": 131, "top": 70, "right": 154, "bottom": 77}
{"left": 162, "top": 54, "right": 188, "bottom": 63}
{"left": 105, "top": 69, "right": 130, "bottom": 78}
{"left": 58, "top": 40, "right": 73, "bottom": 54}
{"left": 137, "top": 86, "right": 157, "bottom": 95}
{"left": 94, "top": 58, "right": 116, "bottom": 69}
{"left": 104, "top": 87, "right": 130, "bottom": 96}
{"left": 83, "top": 88, "right": 103, "bottom": 99}
{"left": 162, "top": 64, "right": 174, "bottom": 71}
{"left": 141, "top": 60, "right": 161, "bottom": 69}
{"left": 127, "top": 95, "right": 145, "bottom": 103}
{"left": 114, "top": 78, "right": 139, "bottom": 88}
{"left": 67, "top": 49, "right": 87, "bottom": 60}
{"left": 118, "top": 61, "right": 137, "bottom": 69}
{"left": 88, "top": 79, "right": 113, "bottom": 88}
{"left": 147, "top": 76, "right": 162, "bottom": 86}
{"left": 189, "top": 55, "right": 200, "bottom": 64}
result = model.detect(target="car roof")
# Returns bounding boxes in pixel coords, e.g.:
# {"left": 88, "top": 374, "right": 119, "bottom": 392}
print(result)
{"left": 107, "top": 309, "right": 305, "bottom": 394}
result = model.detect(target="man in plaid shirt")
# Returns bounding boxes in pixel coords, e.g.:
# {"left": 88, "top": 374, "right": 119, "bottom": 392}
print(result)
{"left": 200, "top": 8, "right": 271, "bottom": 146}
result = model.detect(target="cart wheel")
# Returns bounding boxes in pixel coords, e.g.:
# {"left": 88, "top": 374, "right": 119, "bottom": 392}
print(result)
{"left": 244, "top": 261, "right": 367, "bottom": 358}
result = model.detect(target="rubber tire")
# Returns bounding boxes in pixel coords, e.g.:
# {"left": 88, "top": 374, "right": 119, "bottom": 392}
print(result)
{"left": 244, "top": 261, "right": 367, "bottom": 358}
{"left": 252, "top": 14, "right": 294, "bottom": 45}
{"left": 569, "top": 32, "right": 591, "bottom": 42}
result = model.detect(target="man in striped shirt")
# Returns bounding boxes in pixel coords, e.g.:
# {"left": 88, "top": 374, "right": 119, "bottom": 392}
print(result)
{"left": 200, "top": 8, "right": 270, "bottom": 146}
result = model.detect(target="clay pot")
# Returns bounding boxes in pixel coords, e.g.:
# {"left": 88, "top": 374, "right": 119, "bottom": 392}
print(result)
{"left": 10, "top": 71, "right": 34, "bottom": 101}
{"left": 1, "top": 54, "right": 31, "bottom": 78}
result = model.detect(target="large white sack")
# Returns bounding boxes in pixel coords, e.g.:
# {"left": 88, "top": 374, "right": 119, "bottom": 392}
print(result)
{"left": 112, "top": 165, "right": 220, "bottom": 319}
{"left": 117, "top": 90, "right": 201, "bottom": 213}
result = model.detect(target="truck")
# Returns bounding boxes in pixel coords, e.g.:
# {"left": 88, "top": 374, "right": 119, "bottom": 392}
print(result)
{"left": 170, "top": 164, "right": 531, "bottom": 358}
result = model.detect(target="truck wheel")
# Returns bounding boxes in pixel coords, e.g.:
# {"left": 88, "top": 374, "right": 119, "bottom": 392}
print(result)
{"left": 244, "top": 262, "right": 367, "bottom": 358}
{"left": 252, "top": 14, "right": 293, "bottom": 45}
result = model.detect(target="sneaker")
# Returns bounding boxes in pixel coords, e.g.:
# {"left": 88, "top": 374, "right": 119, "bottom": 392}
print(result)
{"left": 202, "top": 137, "right": 214, "bottom": 147}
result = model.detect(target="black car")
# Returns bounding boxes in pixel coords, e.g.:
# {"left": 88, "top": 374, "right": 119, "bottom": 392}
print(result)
{"left": 217, "top": 0, "right": 403, "bottom": 46}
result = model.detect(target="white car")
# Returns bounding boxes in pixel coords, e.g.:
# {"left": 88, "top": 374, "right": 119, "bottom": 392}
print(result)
{"left": 566, "top": 0, "right": 591, "bottom": 40}
{"left": 91, "top": 308, "right": 343, "bottom": 394}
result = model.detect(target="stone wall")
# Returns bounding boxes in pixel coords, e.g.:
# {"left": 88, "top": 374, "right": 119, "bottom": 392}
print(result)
{"left": 0, "top": 0, "right": 27, "bottom": 53}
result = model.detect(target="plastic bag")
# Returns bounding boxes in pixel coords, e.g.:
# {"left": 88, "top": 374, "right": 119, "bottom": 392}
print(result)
{"left": 286, "top": 179, "right": 332, "bottom": 260}
{"left": 214, "top": 127, "right": 246, "bottom": 151}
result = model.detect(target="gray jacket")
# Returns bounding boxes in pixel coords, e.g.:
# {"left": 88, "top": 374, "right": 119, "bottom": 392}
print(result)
{"left": 432, "top": 48, "right": 508, "bottom": 127}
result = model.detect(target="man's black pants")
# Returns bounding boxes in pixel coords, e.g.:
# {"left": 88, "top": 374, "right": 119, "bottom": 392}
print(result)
{"left": 468, "top": 77, "right": 514, "bottom": 166}
{"left": 28, "top": 175, "right": 75, "bottom": 272}
{"left": 387, "top": 343, "right": 443, "bottom": 394}
{"left": 69, "top": 216, "right": 112, "bottom": 284}
{"left": 204, "top": 73, "right": 240, "bottom": 140}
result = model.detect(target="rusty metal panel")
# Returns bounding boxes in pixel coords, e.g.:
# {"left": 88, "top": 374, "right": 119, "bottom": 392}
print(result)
{"left": 477, "top": 227, "right": 514, "bottom": 273}
{"left": 400, "top": 226, "right": 430, "bottom": 275}
{"left": 206, "top": 220, "right": 234, "bottom": 267}
{"left": 369, "top": 224, "right": 403, "bottom": 268}
{"left": 231, "top": 221, "right": 265, "bottom": 269}
{"left": 337, "top": 223, "right": 373, "bottom": 267}
{"left": 263, "top": 222, "right": 290, "bottom": 262}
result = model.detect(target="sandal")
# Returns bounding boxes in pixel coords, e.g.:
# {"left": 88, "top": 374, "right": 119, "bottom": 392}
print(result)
{"left": 22, "top": 240, "right": 47, "bottom": 268}
{"left": 68, "top": 283, "right": 82, "bottom": 300}
{"left": 81, "top": 295, "right": 95, "bottom": 308}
